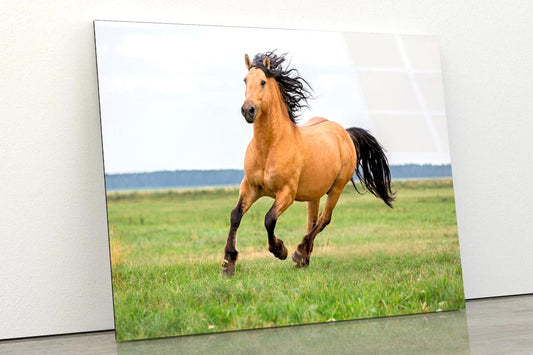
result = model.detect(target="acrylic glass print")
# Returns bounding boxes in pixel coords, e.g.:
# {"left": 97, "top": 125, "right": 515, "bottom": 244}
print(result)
{"left": 94, "top": 21, "right": 465, "bottom": 341}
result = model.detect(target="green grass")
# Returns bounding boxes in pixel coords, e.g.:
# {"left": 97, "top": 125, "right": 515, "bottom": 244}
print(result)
{"left": 107, "top": 179, "right": 464, "bottom": 341}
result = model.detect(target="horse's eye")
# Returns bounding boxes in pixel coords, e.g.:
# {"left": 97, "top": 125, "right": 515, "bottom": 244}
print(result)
{"left": 261, "top": 80, "right": 266, "bottom": 87}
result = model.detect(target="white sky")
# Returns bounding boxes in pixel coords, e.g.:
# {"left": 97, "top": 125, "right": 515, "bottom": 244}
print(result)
{"left": 94, "top": 21, "right": 450, "bottom": 173}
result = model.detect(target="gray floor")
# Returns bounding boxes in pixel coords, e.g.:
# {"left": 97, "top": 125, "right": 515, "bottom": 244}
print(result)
{"left": 2, "top": 295, "right": 533, "bottom": 354}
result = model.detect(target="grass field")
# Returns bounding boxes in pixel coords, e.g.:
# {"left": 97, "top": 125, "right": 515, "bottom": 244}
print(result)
{"left": 107, "top": 178, "right": 464, "bottom": 341}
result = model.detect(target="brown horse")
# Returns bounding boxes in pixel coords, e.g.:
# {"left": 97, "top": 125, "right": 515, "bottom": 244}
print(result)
{"left": 221, "top": 51, "right": 395, "bottom": 277}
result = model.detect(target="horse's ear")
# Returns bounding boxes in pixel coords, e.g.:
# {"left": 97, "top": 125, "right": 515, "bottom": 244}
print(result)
{"left": 245, "top": 54, "right": 252, "bottom": 70}
{"left": 263, "top": 56, "right": 271, "bottom": 70}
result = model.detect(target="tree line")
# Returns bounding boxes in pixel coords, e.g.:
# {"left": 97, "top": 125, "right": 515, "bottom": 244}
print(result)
{"left": 105, "top": 164, "right": 452, "bottom": 191}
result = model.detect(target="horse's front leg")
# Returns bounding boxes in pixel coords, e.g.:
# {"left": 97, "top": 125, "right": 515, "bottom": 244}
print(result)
{"left": 265, "top": 187, "right": 296, "bottom": 260}
{"left": 221, "top": 178, "right": 259, "bottom": 277}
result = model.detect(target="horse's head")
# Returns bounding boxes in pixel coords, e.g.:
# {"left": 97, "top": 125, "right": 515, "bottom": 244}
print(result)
{"left": 241, "top": 53, "right": 273, "bottom": 124}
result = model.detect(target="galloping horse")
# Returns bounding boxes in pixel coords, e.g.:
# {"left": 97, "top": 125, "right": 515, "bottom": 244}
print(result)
{"left": 221, "top": 51, "right": 395, "bottom": 277}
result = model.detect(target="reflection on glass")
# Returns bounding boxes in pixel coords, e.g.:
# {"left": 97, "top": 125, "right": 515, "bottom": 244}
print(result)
{"left": 118, "top": 310, "right": 469, "bottom": 354}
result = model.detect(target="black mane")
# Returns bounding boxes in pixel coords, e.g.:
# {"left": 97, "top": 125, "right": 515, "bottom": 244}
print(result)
{"left": 250, "top": 51, "right": 313, "bottom": 123}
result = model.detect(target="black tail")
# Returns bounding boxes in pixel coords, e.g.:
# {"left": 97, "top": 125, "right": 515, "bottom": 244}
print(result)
{"left": 346, "top": 127, "right": 395, "bottom": 208}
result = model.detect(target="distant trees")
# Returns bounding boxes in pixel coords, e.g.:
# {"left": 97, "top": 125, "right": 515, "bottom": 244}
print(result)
{"left": 105, "top": 164, "right": 452, "bottom": 191}
{"left": 105, "top": 169, "right": 244, "bottom": 191}
{"left": 389, "top": 164, "right": 452, "bottom": 179}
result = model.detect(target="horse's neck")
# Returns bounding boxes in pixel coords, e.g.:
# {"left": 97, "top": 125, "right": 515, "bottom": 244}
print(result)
{"left": 253, "top": 101, "right": 296, "bottom": 150}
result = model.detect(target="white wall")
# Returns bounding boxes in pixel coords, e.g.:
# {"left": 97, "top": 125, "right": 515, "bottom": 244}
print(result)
{"left": 1, "top": 0, "right": 532, "bottom": 339}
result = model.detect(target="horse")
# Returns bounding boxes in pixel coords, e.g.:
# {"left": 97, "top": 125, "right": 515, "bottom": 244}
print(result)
{"left": 221, "top": 51, "right": 395, "bottom": 277}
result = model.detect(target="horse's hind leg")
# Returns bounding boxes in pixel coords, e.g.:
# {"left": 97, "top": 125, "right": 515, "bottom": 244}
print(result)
{"left": 306, "top": 200, "right": 320, "bottom": 234}
{"left": 265, "top": 187, "right": 295, "bottom": 260}
{"left": 221, "top": 179, "right": 259, "bottom": 277}
{"left": 292, "top": 186, "right": 343, "bottom": 267}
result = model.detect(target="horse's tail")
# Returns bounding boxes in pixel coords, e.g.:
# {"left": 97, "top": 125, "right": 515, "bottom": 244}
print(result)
{"left": 346, "top": 127, "right": 395, "bottom": 208}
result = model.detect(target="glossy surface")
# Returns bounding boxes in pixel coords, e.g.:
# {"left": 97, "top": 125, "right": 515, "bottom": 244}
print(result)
{"left": 2, "top": 295, "right": 532, "bottom": 354}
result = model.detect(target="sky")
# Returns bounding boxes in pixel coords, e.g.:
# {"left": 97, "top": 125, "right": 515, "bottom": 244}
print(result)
{"left": 94, "top": 21, "right": 450, "bottom": 174}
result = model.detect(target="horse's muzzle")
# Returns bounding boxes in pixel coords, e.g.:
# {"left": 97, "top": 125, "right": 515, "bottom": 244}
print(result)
{"left": 241, "top": 102, "right": 256, "bottom": 123}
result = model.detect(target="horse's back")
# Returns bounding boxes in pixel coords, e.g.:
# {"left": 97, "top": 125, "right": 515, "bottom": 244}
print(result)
{"left": 300, "top": 116, "right": 329, "bottom": 127}
{"left": 298, "top": 118, "right": 352, "bottom": 150}
{"left": 299, "top": 117, "right": 349, "bottom": 142}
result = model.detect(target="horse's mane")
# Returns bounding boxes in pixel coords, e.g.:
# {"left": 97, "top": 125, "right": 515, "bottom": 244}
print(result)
{"left": 250, "top": 51, "right": 313, "bottom": 123}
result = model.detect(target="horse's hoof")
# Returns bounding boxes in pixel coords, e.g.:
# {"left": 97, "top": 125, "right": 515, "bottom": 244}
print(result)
{"left": 269, "top": 240, "right": 288, "bottom": 260}
{"left": 220, "top": 259, "right": 235, "bottom": 277}
{"left": 277, "top": 243, "right": 288, "bottom": 260}
{"left": 220, "top": 267, "right": 235, "bottom": 277}
{"left": 292, "top": 250, "right": 309, "bottom": 267}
